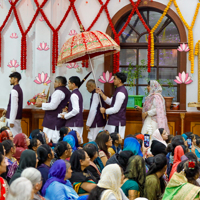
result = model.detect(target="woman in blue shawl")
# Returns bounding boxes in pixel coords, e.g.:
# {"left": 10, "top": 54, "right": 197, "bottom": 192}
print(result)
{"left": 42, "top": 159, "right": 79, "bottom": 199}
{"left": 123, "top": 137, "right": 143, "bottom": 157}
{"left": 63, "top": 135, "right": 76, "bottom": 151}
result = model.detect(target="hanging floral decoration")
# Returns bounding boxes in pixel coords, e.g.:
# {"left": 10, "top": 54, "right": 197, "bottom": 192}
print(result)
{"left": 173, "top": 0, "right": 200, "bottom": 74}
{"left": 66, "top": 62, "right": 79, "bottom": 69}
{"left": 194, "top": 40, "right": 200, "bottom": 55}
{"left": 0, "top": 0, "right": 199, "bottom": 74}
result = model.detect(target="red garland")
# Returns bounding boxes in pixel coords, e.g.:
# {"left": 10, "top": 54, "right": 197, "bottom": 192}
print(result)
{"left": 0, "top": 2, "right": 18, "bottom": 68}
{"left": 12, "top": 0, "right": 48, "bottom": 71}
{"left": 0, "top": 0, "right": 152, "bottom": 73}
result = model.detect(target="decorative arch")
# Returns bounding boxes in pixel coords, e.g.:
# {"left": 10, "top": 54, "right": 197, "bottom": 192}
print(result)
{"left": 104, "top": 1, "right": 187, "bottom": 110}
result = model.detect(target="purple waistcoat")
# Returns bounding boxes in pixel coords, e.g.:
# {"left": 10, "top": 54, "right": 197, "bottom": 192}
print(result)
{"left": 90, "top": 89, "right": 107, "bottom": 128}
{"left": 6, "top": 84, "right": 23, "bottom": 120}
{"left": 42, "top": 86, "right": 71, "bottom": 130}
{"left": 107, "top": 85, "right": 128, "bottom": 126}
{"left": 65, "top": 89, "right": 83, "bottom": 127}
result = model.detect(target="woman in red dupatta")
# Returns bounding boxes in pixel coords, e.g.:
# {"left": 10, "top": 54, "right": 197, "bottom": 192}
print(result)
{"left": 13, "top": 133, "right": 30, "bottom": 162}
{"left": 169, "top": 145, "right": 186, "bottom": 180}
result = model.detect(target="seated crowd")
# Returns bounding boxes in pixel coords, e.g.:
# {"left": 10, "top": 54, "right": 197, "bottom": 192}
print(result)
{"left": 0, "top": 125, "right": 200, "bottom": 200}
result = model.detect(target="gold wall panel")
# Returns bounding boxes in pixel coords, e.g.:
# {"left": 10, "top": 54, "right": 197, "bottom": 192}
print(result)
{"left": 191, "top": 122, "right": 200, "bottom": 136}
{"left": 21, "top": 118, "right": 30, "bottom": 136}
{"left": 125, "top": 121, "right": 143, "bottom": 135}
{"left": 39, "top": 119, "right": 43, "bottom": 130}
{"left": 168, "top": 122, "right": 175, "bottom": 136}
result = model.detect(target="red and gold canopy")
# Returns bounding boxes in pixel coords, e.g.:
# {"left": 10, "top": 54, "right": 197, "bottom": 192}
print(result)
{"left": 57, "top": 30, "right": 120, "bottom": 65}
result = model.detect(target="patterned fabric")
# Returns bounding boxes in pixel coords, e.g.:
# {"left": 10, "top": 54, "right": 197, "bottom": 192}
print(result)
{"left": 125, "top": 155, "right": 146, "bottom": 196}
{"left": 97, "top": 164, "right": 122, "bottom": 200}
{"left": 57, "top": 31, "right": 120, "bottom": 64}
{"left": 143, "top": 80, "right": 170, "bottom": 134}
{"left": 163, "top": 172, "right": 200, "bottom": 200}
{"left": 0, "top": 177, "right": 7, "bottom": 200}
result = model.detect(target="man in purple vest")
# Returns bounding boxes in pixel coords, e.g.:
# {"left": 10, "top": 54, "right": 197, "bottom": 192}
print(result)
{"left": 35, "top": 76, "right": 70, "bottom": 143}
{"left": 96, "top": 72, "right": 128, "bottom": 139}
{"left": 86, "top": 79, "right": 106, "bottom": 141}
{"left": 60, "top": 76, "right": 84, "bottom": 143}
{"left": 2, "top": 72, "right": 23, "bottom": 137}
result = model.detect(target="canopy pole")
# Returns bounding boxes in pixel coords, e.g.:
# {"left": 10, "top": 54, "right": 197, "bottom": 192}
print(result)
{"left": 88, "top": 55, "right": 105, "bottom": 119}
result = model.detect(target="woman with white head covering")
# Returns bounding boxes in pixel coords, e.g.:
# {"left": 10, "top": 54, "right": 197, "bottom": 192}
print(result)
{"left": 7, "top": 177, "right": 34, "bottom": 200}
{"left": 151, "top": 128, "right": 168, "bottom": 156}
{"left": 88, "top": 164, "right": 128, "bottom": 200}
{"left": 21, "top": 167, "right": 45, "bottom": 200}
{"left": 138, "top": 80, "right": 169, "bottom": 143}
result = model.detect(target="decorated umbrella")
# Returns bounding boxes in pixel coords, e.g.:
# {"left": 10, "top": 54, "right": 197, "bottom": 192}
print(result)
{"left": 57, "top": 29, "right": 120, "bottom": 113}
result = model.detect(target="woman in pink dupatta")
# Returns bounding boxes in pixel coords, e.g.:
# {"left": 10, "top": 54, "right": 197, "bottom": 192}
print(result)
{"left": 140, "top": 80, "right": 170, "bottom": 140}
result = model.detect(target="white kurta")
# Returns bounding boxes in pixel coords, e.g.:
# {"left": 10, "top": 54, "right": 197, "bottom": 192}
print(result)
{"left": 104, "top": 92, "right": 126, "bottom": 139}
{"left": 6, "top": 89, "right": 22, "bottom": 137}
{"left": 63, "top": 92, "right": 83, "bottom": 143}
{"left": 86, "top": 93, "right": 104, "bottom": 141}
{"left": 141, "top": 98, "right": 159, "bottom": 144}
{"left": 42, "top": 90, "right": 65, "bottom": 143}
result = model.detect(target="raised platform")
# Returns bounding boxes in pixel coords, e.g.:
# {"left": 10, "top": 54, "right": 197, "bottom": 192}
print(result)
{"left": 1, "top": 109, "right": 200, "bottom": 143}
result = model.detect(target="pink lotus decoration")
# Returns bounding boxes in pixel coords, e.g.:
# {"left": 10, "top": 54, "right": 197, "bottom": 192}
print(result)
{"left": 66, "top": 62, "right": 79, "bottom": 69}
{"left": 37, "top": 42, "right": 50, "bottom": 51}
{"left": 7, "top": 59, "right": 19, "bottom": 68}
{"left": 174, "top": 71, "right": 193, "bottom": 84}
{"left": 34, "top": 72, "right": 51, "bottom": 85}
{"left": 98, "top": 71, "right": 114, "bottom": 83}
{"left": 69, "top": 30, "right": 77, "bottom": 36}
{"left": 10, "top": 33, "right": 18, "bottom": 39}
{"left": 177, "top": 43, "right": 189, "bottom": 52}
{"left": 39, "top": 16, "right": 44, "bottom": 21}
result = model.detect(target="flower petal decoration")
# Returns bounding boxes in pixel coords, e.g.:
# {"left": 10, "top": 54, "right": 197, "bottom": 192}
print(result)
{"left": 34, "top": 72, "right": 51, "bottom": 85}
{"left": 98, "top": 71, "right": 114, "bottom": 83}
{"left": 37, "top": 42, "right": 50, "bottom": 51}
{"left": 177, "top": 43, "right": 189, "bottom": 52}
{"left": 39, "top": 16, "right": 44, "bottom": 21}
{"left": 69, "top": 30, "right": 77, "bottom": 36}
{"left": 10, "top": 33, "right": 18, "bottom": 39}
{"left": 66, "top": 62, "right": 79, "bottom": 69}
{"left": 174, "top": 71, "right": 193, "bottom": 84}
{"left": 7, "top": 59, "right": 19, "bottom": 68}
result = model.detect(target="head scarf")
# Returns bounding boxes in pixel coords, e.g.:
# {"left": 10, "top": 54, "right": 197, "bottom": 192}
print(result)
{"left": 0, "top": 130, "right": 10, "bottom": 142}
{"left": 9, "top": 150, "right": 36, "bottom": 185}
{"left": 123, "top": 137, "right": 143, "bottom": 157}
{"left": 13, "top": 133, "right": 28, "bottom": 161}
{"left": 63, "top": 135, "right": 76, "bottom": 151}
{"left": 29, "top": 129, "right": 45, "bottom": 144}
{"left": 97, "top": 164, "right": 122, "bottom": 200}
{"left": 152, "top": 129, "right": 167, "bottom": 146}
{"left": 68, "top": 130, "right": 79, "bottom": 148}
{"left": 169, "top": 145, "right": 185, "bottom": 180}
{"left": 41, "top": 160, "right": 67, "bottom": 196}
{"left": 125, "top": 155, "right": 146, "bottom": 196}
{"left": 136, "top": 134, "right": 144, "bottom": 141}
{"left": 143, "top": 80, "right": 170, "bottom": 134}
{"left": 182, "top": 134, "right": 188, "bottom": 141}
{"left": 83, "top": 141, "right": 104, "bottom": 172}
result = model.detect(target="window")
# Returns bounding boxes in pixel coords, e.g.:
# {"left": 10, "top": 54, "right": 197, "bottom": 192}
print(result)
{"left": 117, "top": 9, "right": 180, "bottom": 101}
